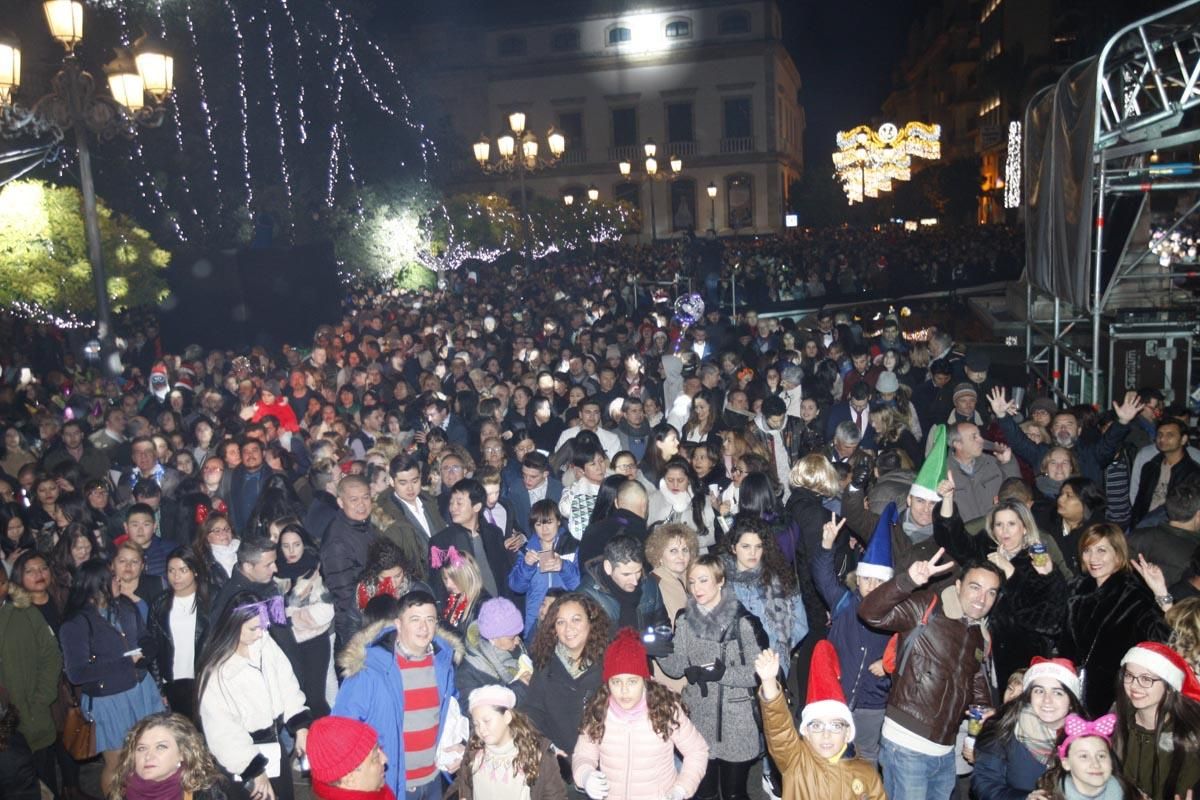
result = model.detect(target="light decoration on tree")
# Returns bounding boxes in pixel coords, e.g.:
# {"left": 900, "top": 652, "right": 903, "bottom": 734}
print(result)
{"left": 223, "top": 0, "right": 253, "bottom": 211}
{"left": 1003, "top": 121, "right": 1021, "bottom": 209}
{"left": 182, "top": 0, "right": 224, "bottom": 225}
{"left": 262, "top": 11, "right": 294, "bottom": 228}
{"left": 832, "top": 121, "right": 941, "bottom": 204}
{"left": 53, "top": 0, "right": 435, "bottom": 249}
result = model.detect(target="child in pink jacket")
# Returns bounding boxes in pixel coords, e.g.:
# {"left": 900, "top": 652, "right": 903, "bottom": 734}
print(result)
{"left": 571, "top": 628, "right": 709, "bottom": 800}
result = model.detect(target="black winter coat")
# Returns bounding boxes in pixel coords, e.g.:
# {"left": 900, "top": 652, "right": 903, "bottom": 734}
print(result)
{"left": 988, "top": 552, "right": 1069, "bottom": 688}
{"left": 520, "top": 653, "right": 602, "bottom": 755}
{"left": 1058, "top": 570, "right": 1170, "bottom": 716}
{"left": 141, "top": 590, "right": 210, "bottom": 685}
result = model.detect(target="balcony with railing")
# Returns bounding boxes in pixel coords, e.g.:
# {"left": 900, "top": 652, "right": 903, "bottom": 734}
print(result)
{"left": 720, "top": 136, "right": 755, "bottom": 154}
{"left": 667, "top": 140, "right": 696, "bottom": 156}
{"left": 562, "top": 148, "right": 589, "bottom": 165}
{"left": 608, "top": 144, "right": 642, "bottom": 162}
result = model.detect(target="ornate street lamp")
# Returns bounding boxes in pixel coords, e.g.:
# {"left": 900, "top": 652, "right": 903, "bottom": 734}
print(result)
{"left": 0, "top": 0, "right": 175, "bottom": 376}
{"left": 473, "top": 112, "right": 566, "bottom": 269}
{"left": 617, "top": 138, "right": 681, "bottom": 241}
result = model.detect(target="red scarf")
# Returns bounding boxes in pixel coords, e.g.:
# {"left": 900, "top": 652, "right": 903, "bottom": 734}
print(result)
{"left": 313, "top": 782, "right": 397, "bottom": 800}
{"left": 124, "top": 767, "right": 184, "bottom": 800}
{"left": 442, "top": 593, "right": 470, "bottom": 627}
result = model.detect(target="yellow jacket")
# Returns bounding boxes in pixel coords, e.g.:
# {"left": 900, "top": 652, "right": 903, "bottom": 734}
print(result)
{"left": 759, "top": 690, "right": 886, "bottom": 800}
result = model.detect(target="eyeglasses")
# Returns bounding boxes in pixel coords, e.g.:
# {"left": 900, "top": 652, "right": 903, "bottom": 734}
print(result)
{"left": 731, "top": 466, "right": 746, "bottom": 475}
{"left": 1122, "top": 670, "right": 1163, "bottom": 689}
{"left": 805, "top": 720, "right": 850, "bottom": 734}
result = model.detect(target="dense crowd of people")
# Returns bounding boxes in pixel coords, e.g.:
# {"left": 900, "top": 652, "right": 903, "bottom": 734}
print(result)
{"left": 0, "top": 224, "right": 1196, "bottom": 800}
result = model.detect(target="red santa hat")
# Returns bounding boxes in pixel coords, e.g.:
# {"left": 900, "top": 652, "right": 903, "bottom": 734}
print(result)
{"left": 1023, "top": 657, "right": 1081, "bottom": 700}
{"left": 800, "top": 640, "right": 855, "bottom": 740}
{"left": 1121, "top": 642, "right": 1200, "bottom": 702}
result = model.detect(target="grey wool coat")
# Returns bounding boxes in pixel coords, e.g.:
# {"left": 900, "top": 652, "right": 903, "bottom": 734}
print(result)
{"left": 658, "top": 589, "right": 769, "bottom": 763}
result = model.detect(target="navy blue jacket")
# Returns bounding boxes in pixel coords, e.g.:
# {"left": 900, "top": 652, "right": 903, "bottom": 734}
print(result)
{"left": 998, "top": 414, "right": 1129, "bottom": 487}
{"left": 61, "top": 600, "right": 153, "bottom": 697}
{"left": 503, "top": 477, "right": 563, "bottom": 537}
{"left": 972, "top": 736, "right": 1050, "bottom": 800}
{"left": 811, "top": 547, "right": 891, "bottom": 710}
{"left": 824, "top": 401, "right": 877, "bottom": 451}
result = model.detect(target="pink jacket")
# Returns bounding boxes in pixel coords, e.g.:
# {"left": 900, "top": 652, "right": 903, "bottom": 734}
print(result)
{"left": 572, "top": 706, "right": 709, "bottom": 800}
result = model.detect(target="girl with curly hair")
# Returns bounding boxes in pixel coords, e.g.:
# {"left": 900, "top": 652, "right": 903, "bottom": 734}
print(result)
{"left": 721, "top": 515, "right": 807, "bottom": 674}
{"left": 523, "top": 593, "right": 611, "bottom": 780}
{"left": 572, "top": 628, "right": 709, "bottom": 800}
{"left": 107, "top": 712, "right": 226, "bottom": 800}
{"left": 449, "top": 685, "right": 566, "bottom": 800}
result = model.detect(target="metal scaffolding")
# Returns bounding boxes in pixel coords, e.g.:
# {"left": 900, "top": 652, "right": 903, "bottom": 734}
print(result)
{"left": 1023, "top": 0, "right": 1200, "bottom": 406}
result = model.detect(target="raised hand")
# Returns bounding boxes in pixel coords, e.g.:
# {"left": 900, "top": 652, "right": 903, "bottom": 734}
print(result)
{"left": 821, "top": 512, "right": 847, "bottom": 551}
{"left": 1113, "top": 390, "right": 1146, "bottom": 425}
{"left": 754, "top": 649, "right": 781, "bottom": 684}
{"left": 1131, "top": 554, "right": 1169, "bottom": 599}
{"left": 754, "top": 649, "right": 782, "bottom": 700}
{"left": 988, "top": 387, "right": 1010, "bottom": 419}
{"left": 908, "top": 547, "right": 955, "bottom": 587}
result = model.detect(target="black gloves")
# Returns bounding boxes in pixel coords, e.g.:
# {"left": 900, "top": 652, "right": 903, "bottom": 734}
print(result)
{"left": 643, "top": 636, "right": 674, "bottom": 659}
{"left": 684, "top": 659, "right": 726, "bottom": 697}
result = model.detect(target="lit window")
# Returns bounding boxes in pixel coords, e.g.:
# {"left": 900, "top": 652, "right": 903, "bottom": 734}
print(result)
{"left": 665, "top": 19, "right": 691, "bottom": 39}
{"left": 979, "top": 95, "right": 1001, "bottom": 117}
{"left": 607, "top": 27, "right": 632, "bottom": 45}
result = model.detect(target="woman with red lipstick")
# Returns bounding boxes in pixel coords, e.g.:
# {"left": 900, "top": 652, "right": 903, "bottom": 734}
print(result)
{"left": 1058, "top": 524, "right": 1171, "bottom": 717}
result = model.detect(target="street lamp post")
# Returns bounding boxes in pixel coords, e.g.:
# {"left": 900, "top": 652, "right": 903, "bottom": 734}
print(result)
{"left": 618, "top": 139, "right": 681, "bottom": 242}
{"left": 706, "top": 181, "right": 717, "bottom": 232}
{"left": 474, "top": 111, "right": 565, "bottom": 270}
{"left": 0, "top": 2, "right": 174, "bottom": 377}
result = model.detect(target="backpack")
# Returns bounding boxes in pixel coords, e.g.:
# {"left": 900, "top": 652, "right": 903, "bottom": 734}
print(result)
{"left": 881, "top": 594, "right": 939, "bottom": 676}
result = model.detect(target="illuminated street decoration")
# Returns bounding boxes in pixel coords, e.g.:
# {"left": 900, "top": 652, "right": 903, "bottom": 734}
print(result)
{"left": 833, "top": 121, "right": 941, "bottom": 204}
{"left": 1004, "top": 121, "right": 1021, "bottom": 209}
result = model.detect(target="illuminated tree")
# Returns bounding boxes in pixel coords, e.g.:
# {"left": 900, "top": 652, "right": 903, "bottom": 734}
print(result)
{"left": 327, "top": 181, "right": 440, "bottom": 289}
{"left": 0, "top": 180, "right": 170, "bottom": 316}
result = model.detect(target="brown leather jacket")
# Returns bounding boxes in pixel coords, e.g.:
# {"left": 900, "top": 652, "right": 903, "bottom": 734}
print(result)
{"left": 857, "top": 572, "right": 993, "bottom": 746}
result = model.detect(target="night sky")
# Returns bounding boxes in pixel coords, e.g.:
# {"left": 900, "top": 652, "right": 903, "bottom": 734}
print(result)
{"left": 376, "top": 0, "right": 929, "bottom": 171}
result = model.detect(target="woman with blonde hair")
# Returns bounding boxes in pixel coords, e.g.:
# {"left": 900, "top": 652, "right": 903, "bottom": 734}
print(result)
{"left": 438, "top": 548, "right": 487, "bottom": 638}
{"left": 646, "top": 523, "right": 700, "bottom": 692}
{"left": 1167, "top": 597, "right": 1200, "bottom": 674}
{"left": 869, "top": 405, "right": 922, "bottom": 466}
{"left": 107, "top": 712, "right": 225, "bottom": 800}
{"left": 973, "top": 499, "right": 1073, "bottom": 688}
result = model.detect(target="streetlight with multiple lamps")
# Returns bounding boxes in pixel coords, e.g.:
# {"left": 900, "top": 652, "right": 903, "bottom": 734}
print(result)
{"left": 473, "top": 111, "right": 565, "bottom": 269}
{"left": 618, "top": 139, "right": 681, "bottom": 241}
{"left": 0, "top": 0, "right": 174, "bottom": 376}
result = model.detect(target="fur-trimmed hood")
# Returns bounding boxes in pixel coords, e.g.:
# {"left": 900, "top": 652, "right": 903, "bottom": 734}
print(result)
{"left": 336, "top": 619, "right": 464, "bottom": 678}
{"left": 4, "top": 585, "right": 32, "bottom": 610}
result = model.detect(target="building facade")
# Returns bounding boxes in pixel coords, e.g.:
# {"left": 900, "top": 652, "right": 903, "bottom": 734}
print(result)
{"left": 400, "top": 1, "right": 804, "bottom": 240}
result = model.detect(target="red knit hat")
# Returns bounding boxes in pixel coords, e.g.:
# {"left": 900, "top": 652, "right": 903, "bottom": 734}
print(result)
{"left": 603, "top": 627, "right": 651, "bottom": 681}
{"left": 800, "top": 641, "right": 855, "bottom": 739}
{"left": 1121, "top": 642, "right": 1200, "bottom": 703}
{"left": 307, "top": 715, "right": 379, "bottom": 787}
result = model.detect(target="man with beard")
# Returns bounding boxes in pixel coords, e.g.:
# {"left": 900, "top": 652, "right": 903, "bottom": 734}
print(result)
{"left": 988, "top": 387, "right": 1143, "bottom": 486}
